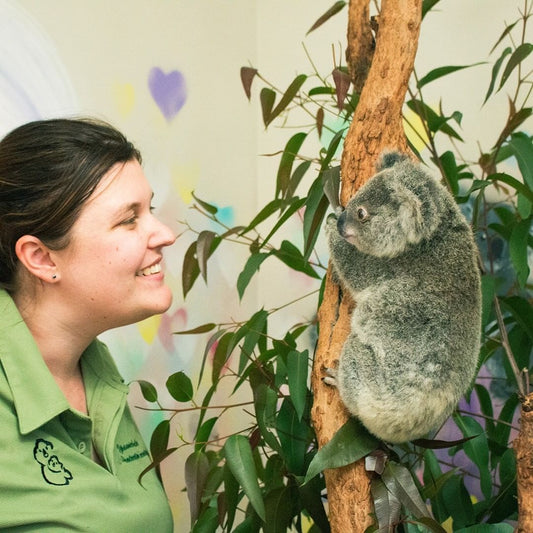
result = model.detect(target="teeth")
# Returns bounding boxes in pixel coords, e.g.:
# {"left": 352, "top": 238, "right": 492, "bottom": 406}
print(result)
{"left": 138, "top": 263, "right": 161, "bottom": 276}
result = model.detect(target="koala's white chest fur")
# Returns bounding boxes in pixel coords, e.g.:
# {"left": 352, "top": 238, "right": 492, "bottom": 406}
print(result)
{"left": 325, "top": 152, "right": 481, "bottom": 443}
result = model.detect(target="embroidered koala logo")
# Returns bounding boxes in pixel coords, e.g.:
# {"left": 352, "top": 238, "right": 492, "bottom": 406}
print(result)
{"left": 33, "top": 438, "right": 73, "bottom": 486}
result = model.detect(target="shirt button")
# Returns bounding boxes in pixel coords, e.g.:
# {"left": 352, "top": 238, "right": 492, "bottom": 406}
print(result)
{"left": 78, "top": 441, "right": 87, "bottom": 453}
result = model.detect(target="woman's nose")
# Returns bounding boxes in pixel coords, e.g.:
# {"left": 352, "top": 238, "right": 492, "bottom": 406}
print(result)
{"left": 149, "top": 216, "right": 176, "bottom": 248}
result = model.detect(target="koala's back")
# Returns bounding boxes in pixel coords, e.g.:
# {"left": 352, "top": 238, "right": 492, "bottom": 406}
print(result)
{"left": 328, "top": 153, "right": 481, "bottom": 443}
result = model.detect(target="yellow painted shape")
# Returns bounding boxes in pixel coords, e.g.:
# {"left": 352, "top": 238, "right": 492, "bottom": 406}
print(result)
{"left": 171, "top": 162, "right": 199, "bottom": 205}
{"left": 112, "top": 82, "right": 136, "bottom": 117}
{"left": 137, "top": 314, "right": 162, "bottom": 344}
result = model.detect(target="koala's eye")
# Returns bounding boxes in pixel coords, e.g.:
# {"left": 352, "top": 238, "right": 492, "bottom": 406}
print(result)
{"left": 356, "top": 207, "right": 370, "bottom": 222}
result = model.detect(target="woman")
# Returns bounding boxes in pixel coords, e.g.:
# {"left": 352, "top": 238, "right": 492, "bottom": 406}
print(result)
{"left": 0, "top": 118, "right": 175, "bottom": 531}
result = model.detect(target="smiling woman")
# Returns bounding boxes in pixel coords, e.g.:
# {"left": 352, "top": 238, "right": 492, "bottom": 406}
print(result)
{"left": 0, "top": 118, "right": 175, "bottom": 532}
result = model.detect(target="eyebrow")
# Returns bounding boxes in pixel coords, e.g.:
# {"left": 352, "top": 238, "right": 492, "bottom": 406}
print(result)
{"left": 113, "top": 192, "right": 154, "bottom": 219}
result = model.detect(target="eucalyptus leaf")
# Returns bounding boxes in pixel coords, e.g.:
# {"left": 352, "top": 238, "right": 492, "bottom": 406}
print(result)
{"left": 240, "top": 66, "right": 258, "bottom": 100}
{"left": 417, "top": 63, "right": 483, "bottom": 90}
{"left": 371, "top": 477, "right": 401, "bottom": 531}
{"left": 185, "top": 450, "right": 210, "bottom": 525}
{"left": 260, "top": 87, "right": 276, "bottom": 127}
{"left": 268, "top": 74, "right": 307, "bottom": 126}
{"left": 509, "top": 218, "right": 531, "bottom": 287}
{"left": 166, "top": 371, "right": 194, "bottom": 402}
{"left": 276, "top": 133, "right": 308, "bottom": 199}
{"left": 306, "top": 1, "right": 346, "bottom": 34}
{"left": 224, "top": 435, "right": 266, "bottom": 522}
{"left": 196, "top": 230, "right": 216, "bottom": 282}
{"left": 237, "top": 252, "right": 269, "bottom": 300}
{"left": 498, "top": 43, "right": 533, "bottom": 90}
{"left": 382, "top": 461, "right": 430, "bottom": 519}
{"left": 287, "top": 349, "right": 309, "bottom": 421}
{"left": 174, "top": 322, "right": 217, "bottom": 335}
{"left": 304, "top": 418, "right": 379, "bottom": 483}
{"left": 137, "top": 379, "right": 158, "bottom": 403}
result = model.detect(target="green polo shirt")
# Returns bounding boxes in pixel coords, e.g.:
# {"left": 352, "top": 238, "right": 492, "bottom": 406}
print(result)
{"left": 0, "top": 290, "right": 173, "bottom": 532}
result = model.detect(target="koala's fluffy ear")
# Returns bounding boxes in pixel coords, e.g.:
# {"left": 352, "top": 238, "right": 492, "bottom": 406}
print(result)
{"left": 392, "top": 182, "right": 426, "bottom": 245}
{"left": 376, "top": 151, "right": 410, "bottom": 171}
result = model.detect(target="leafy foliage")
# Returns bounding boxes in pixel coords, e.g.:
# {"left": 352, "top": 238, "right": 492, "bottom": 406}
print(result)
{"left": 140, "top": 1, "right": 533, "bottom": 531}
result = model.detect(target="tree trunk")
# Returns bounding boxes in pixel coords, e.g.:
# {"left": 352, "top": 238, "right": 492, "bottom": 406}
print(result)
{"left": 310, "top": 1, "right": 422, "bottom": 531}
{"left": 515, "top": 394, "right": 533, "bottom": 532}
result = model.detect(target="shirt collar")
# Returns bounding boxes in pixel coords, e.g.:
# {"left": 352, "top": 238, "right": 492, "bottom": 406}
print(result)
{"left": 0, "top": 290, "right": 127, "bottom": 435}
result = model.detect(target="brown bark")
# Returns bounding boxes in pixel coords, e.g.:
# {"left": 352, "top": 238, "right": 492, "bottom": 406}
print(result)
{"left": 515, "top": 394, "right": 533, "bottom": 532}
{"left": 310, "top": 1, "right": 422, "bottom": 531}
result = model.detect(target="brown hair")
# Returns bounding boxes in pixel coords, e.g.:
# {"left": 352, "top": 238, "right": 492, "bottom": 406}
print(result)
{"left": 0, "top": 117, "right": 141, "bottom": 291}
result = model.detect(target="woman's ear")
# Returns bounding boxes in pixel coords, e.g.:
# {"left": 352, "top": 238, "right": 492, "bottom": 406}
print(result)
{"left": 15, "top": 235, "right": 58, "bottom": 282}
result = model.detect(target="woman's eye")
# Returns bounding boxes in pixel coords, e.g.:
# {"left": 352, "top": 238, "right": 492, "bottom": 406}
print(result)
{"left": 121, "top": 215, "right": 138, "bottom": 225}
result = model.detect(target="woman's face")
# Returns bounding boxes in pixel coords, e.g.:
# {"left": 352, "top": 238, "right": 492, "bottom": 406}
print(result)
{"left": 53, "top": 159, "right": 175, "bottom": 332}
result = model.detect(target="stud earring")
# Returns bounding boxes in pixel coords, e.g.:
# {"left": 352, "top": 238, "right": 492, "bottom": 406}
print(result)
{"left": 52, "top": 274, "right": 57, "bottom": 280}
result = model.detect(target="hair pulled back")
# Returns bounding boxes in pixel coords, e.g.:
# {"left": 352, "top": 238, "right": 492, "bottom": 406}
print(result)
{"left": 0, "top": 117, "right": 141, "bottom": 291}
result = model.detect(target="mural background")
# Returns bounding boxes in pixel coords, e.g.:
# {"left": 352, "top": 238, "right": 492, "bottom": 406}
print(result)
{"left": 1, "top": 0, "right": 522, "bottom": 528}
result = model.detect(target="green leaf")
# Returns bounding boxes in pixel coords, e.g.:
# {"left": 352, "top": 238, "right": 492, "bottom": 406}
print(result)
{"left": 182, "top": 241, "right": 199, "bottom": 298}
{"left": 260, "top": 197, "right": 307, "bottom": 249}
{"left": 303, "top": 177, "right": 330, "bottom": 260}
{"left": 382, "top": 461, "right": 432, "bottom": 519}
{"left": 223, "top": 464, "right": 240, "bottom": 532}
{"left": 441, "top": 475, "right": 474, "bottom": 528}
{"left": 455, "top": 525, "right": 514, "bottom": 533}
{"left": 150, "top": 419, "right": 170, "bottom": 462}
{"left": 498, "top": 43, "right": 533, "bottom": 90}
{"left": 263, "top": 486, "right": 295, "bottom": 533}
{"left": 198, "top": 329, "right": 227, "bottom": 386}
{"left": 137, "top": 379, "right": 158, "bottom": 402}
{"left": 252, "top": 383, "right": 282, "bottom": 453}
{"left": 224, "top": 435, "right": 266, "bottom": 522}
{"left": 242, "top": 198, "right": 285, "bottom": 234}
{"left": 276, "top": 132, "right": 308, "bottom": 199}
{"left": 192, "top": 191, "right": 218, "bottom": 215}
{"left": 260, "top": 87, "right": 276, "bottom": 127}
{"left": 509, "top": 218, "right": 531, "bottom": 287}
{"left": 304, "top": 418, "right": 379, "bottom": 483}
{"left": 166, "top": 371, "right": 194, "bottom": 402}
{"left": 196, "top": 230, "right": 216, "bottom": 282}
{"left": 417, "top": 63, "right": 483, "bottom": 89}
{"left": 508, "top": 132, "right": 533, "bottom": 188}
{"left": 185, "top": 450, "right": 210, "bottom": 525}
{"left": 485, "top": 47, "right": 513, "bottom": 103}
{"left": 268, "top": 74, "right": 307, "bottom": 126}
{"left": 191, "top": 506, "right": 219, "bottom": 533}
{"left": 371, "top": 478, "right": 401, "bottom": 531}
{"left": 453, "top": 415, "right": 492, "bottom": 499}
{"left": 211, "top": 331, "right": 234, "bottom": 384}
{"left": 272, "top": 240, "right": 320, "bottom": 278}
{"left": 286, "top": 160, "right": 311, "bottom": 200}
{"left": 195, "top": 417, "right": 217, "bottom": 452}
{"left": 306, "top": 1, "right": 346, "bottom": 34}
{"left": 276, "top": 398, "right": 309, "bottom": 474}
{"left": 422, "top": 0, "right": 441, "bottom": 18}
{"left": 238, "top": 309, "right": 269, "bottom": 374}
{"left": 487, "top": 172, "right": 533, "bottom": 203}
{"left": 237, "top": 252, "right": 269, "bottom": 300}
{"left": 287, "top": 350, "right": 309, "bottom": 421}
{"left": 240, "top": 66, "right": 258, "bottom": 100}
{"left": 321, "top": 165, "right": 341, "bottom": 210}
{"left": 174, "top": 323, "right": 217, "bottom": 335}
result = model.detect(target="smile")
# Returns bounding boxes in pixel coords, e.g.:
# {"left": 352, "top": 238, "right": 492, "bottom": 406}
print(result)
{"left": 137, "top": 263, "right": 162, "bottom": 277}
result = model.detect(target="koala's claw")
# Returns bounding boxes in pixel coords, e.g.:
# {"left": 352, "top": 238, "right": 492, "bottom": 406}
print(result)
{"left": 323, "top": 367, "right": 338, "bottom": 387}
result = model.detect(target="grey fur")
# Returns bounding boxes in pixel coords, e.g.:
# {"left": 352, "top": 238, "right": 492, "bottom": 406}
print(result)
{"left": 325, "top": 151, "right": 481, "bottom": 443}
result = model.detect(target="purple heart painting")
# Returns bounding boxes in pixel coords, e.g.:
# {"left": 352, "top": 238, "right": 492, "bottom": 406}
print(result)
{"left": 148, "top": 67, "right": 187, "bottom": 121}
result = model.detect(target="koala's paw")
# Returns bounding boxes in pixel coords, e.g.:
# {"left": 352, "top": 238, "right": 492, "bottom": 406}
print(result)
{"left": 322, "top": 367, "right": 338, "bottom": 387}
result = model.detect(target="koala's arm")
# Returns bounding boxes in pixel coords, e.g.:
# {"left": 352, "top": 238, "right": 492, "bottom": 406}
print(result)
{"left": 326, "top": 213, "right": 389, "bottom": 294}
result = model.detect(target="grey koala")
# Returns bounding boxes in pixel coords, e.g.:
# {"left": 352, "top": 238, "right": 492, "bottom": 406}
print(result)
{"left": 324, "top": 151, "right": 481, "bottom": 443}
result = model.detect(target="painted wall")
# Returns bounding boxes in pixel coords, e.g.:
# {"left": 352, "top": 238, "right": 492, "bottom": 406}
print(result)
{"left": 1, "top": 0, "right": 528, "bottom": 529}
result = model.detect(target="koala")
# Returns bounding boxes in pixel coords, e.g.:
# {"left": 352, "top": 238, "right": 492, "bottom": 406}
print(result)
{"left": 324, "top": 151, "right": 481, "bottom": 443}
